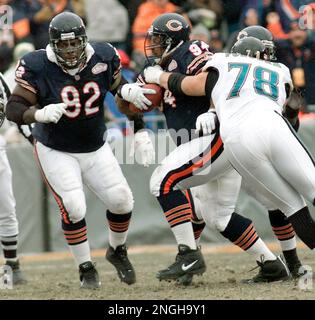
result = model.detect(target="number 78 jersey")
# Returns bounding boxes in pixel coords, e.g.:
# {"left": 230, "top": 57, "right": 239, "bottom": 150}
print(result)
{"left": 203, "top": 53, "right": 293, "bottom": 126}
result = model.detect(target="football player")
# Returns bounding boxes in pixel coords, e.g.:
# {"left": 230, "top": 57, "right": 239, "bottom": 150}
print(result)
{"left": 120, "top": 15, "right": 294, "bottom": 285}
{"left": 0, "top": 73, "right": 26, "bottom": 285}
{"left": 144, "top": 33, "right": 315, "bottom": 262}
{"left": 6, "top": 12, "right": 155, "bottom": 289}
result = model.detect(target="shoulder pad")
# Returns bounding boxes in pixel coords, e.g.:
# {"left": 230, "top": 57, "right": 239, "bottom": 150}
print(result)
{"left": 91, "top": 42, "right": 117, "bottom": 62}
{"left": 202, "top": 52, "right": 224, "bottom": 72}
{"left": 19, "top": 50, "right": 46, "bottom": 73}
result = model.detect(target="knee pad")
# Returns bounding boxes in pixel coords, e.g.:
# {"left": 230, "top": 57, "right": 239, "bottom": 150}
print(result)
{"left": 106, "top": 182, "right": 134, "bottom": 214}
{"left": 62, "top": 189, "right": 86, "bottom": 223}
{"left": 212, "top": 212, "right": 233, "bottom": 232}
{"left": 0, "top": 212, "right": 18, "bottom": 237}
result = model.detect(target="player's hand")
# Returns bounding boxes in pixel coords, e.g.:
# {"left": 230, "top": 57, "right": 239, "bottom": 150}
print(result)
{"left": 195, "top": 110, "right": 218, "bottom": 135}
{"left": 34, "top": 103, "right": 67, "bottom": 124}
{"left": 144, "top": 66, "right": 163, "bottom": 85}
{"left": 130, "top": 131, "right": 155, "bottom": 167}
{"left": 120, "top": 83, "right": 156, "bottom": 111}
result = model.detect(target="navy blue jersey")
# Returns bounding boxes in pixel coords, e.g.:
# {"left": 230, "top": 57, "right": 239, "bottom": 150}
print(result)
{"left": 139, "top": 40, "right": 212, "bottom": 146}
{"left": 15, "top": 43, "right": 121, "bottom": 153}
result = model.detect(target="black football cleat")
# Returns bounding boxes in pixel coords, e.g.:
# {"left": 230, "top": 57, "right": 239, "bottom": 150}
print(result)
{"left": 106, "top": 245, "right": 136, "bottom": 285}
{"left": 5, "top": 260, "right": 27, "bottom": 285}
{"left": 156, "top": 244, "right": 206, "bottom": 283}
{"left": 243, "top": 256, "right": 290, "bottom": 283}
{"left": 79, "top": 261, "right": 101, "bottom": 289}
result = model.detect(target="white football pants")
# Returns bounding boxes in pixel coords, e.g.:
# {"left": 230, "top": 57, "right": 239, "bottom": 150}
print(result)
{"left": 34, "top": 141, "right": 134, "bottom": 223}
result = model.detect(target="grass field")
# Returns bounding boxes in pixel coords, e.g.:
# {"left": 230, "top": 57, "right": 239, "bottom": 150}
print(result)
{"left": 0, "top": 243, "right": 315, "bottom": 300}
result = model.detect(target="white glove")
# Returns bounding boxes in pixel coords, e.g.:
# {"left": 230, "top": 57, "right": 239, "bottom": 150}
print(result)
{"left": 34, "top": 103, "right": 67, "bottom": 124}
{"left": 195, "top": 110, "right": 217, "bottom": 135}
{"left": 130, "top": 131, "right": 155, "bottom": 167}
{"left": 120, "top": 83, "right": 156, "bottom": 111}
{"left": 144, "top": 65, "right": 164, "bottom": 85}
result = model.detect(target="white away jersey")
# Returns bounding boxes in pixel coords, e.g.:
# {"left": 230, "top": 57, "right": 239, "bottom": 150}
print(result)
{"left": 203, "top": 53, "right": 292, "bottom": 126}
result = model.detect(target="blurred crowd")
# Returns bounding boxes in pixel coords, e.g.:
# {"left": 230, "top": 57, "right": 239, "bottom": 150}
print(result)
{"left": 1, "top": 0, "right": 315, "bottom": 142}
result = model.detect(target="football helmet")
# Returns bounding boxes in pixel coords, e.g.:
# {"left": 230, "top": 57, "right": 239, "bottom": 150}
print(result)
{"left": 237, "top": 25, "right": 276, "bottom": 61}
{"left": 49, "top": 12, "right": 87, "bottom": 69}
{"left": 231, "top": 36, "right": 266, "bottom": 59}
{"left": 144, "top": 13, "right": 190, "bottom": 65}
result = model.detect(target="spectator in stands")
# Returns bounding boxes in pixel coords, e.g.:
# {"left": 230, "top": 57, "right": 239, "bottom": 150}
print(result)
{"left": 190, "top": 23, "right": 212, "bottom": 45}
{"left": 225, "top": 7, "right": 260, "bottom": 52}
{"left": 118, "top": 0, "right": 144, "bottom": 55}
{"left": 4, "top": 42, "right": 35, "bottom": 91}
{"left": 266, "top": 11, "right": 289, "bottom": 40}
{"left": 85, "top": 0, "right": 128, "bottom": 51}
{"left": 27, "top": 0, "right": 73, "bottom": 49}
{"left": 274, "top": 0, "right": 314, "bottom": 33}
{"left": 186, "top": 0, "right": 223, "bottom": 29}
{"left": 221, "top": 0, "right": 244, "bottom": 35}
{"left": 0, "top": 0, "right": 32, "bottom": 72}
{"left": 71, "top": 0, "right": 86, "bottom": 22}
{"left": 0, "top": 0, "right": 32, "bottom": 44}
{"left": 132, "top": 0, "right": 179, "bottom": 70}
{"left": 276, "top": 24, "right": 315, "bottom": 112}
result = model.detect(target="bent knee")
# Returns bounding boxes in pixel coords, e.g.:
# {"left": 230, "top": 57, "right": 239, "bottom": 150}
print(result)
{"left": 106, "top": 183, "right": 134, "bottom": 214}
{"left": 61, "top": 189, "right": 86, "bottom": 223}
{"left": 213, "top": 214, "right": 232, "bottom": 232}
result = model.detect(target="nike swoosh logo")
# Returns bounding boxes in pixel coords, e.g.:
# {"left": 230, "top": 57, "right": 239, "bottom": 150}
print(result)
{"left": 182, "top": 260, "right": 198, "bottom": 271}
{"left": 120, "top": 271, "right": 126, "bottom": 278}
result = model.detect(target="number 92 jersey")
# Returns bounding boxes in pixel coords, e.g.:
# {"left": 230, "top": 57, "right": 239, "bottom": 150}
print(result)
{"left": 15, "top": 43, "right": 121, "bottom": 153}
{"left": 203, "top": 53, "right": 292, "bottom": 132}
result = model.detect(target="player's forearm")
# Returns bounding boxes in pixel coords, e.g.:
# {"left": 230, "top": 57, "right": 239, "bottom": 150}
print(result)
{"left": 115, "top": 95, "right": 145, "bottom": 132}
{"left": 160, "top": 72, "right": 206, "bottom": 97}
{"left": 6, "top": 95, "right": 34, "bottom": 125}
{"left": 115, "top": 95, "right": 134, "bottom": 117}
{"left": 159, "top": 72, "right": 171, "bottom": 89}
{"left": 22, "top": 106, "right": 38, "bottom": 124}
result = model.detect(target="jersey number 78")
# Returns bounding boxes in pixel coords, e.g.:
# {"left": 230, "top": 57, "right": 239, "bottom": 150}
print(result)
{"left": 227, "top": 63, "right": 279, "bottom": 101}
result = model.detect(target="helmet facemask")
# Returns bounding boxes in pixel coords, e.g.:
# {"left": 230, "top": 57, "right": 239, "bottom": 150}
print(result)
{"left": 261, "top": 40, "right": 276, "bottom": 61}
{"left": 50, "top": 35, "right": 87, "bottom": 69}
{"left": 144, "top": 28, "right": 183, "bottom": 65}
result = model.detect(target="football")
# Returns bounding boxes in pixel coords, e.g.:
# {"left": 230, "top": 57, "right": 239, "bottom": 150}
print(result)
{"left": 129, "top": 83, "right": 164, "bottom": 113}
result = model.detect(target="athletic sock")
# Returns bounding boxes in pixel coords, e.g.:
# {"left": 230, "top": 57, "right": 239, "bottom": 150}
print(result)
{"left": 1, "top": 235, "right": 18, "bottom": 262}
{"left": 184, "top": 189, "right": 206, "bottom": 245}
{"left": 106, "top": 210, "right": 131, "bottom": 250}
{"left": 221, "top": 212, "right": 276, "bottom": 261}
{"left": 157, "top": 190, "right": 196, "bottom": 249}
{"left": 191, "top": 220, "right": 206, "bottom": 246}
{"left": 288, "top": 206, "right": 315, "bottom": 249}
{"left": 268, "top": 209, "right": 298, "bottom": 251}
{"left": 62, "top": 218, "right": 90, "bottom": 266}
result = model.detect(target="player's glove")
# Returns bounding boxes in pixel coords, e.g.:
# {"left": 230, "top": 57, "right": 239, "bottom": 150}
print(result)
{"left": 144, "top": 65, "right": 164, "bottom": 85}
{"left": 130, "top": 131, "right": 155, "bottom": 167}
{"left": 195, "top": 110, "right": 218, "bottom": 135}
{"left": 34, "top": 103, "right": 67, "bottom": 124}
{"left": 120, "top": 83, "right": 156, "bottom": 111}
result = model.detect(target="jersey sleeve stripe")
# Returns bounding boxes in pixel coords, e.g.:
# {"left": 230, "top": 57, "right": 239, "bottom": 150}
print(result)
{"left": 137, "top": 74, "right": 146, "bottom": 84}
{"left": 15, "top": 78, "right": 37, "bottom": 94}
{"left": 186, "top": 52, "right": 212, "bottom": 74}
